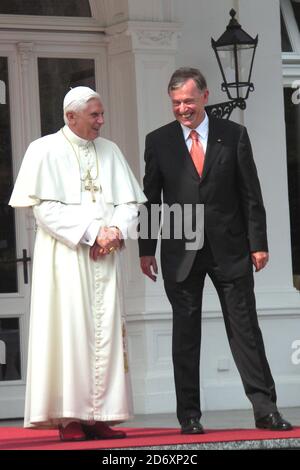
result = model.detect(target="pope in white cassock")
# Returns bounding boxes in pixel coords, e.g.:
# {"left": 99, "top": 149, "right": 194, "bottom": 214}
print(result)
{"left": 9, "top": 86, "right": 146, "bottom": 441}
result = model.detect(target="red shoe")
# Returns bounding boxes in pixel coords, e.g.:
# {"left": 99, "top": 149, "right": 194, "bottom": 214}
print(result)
{"left": 58, "top": 422, "right": 86, "bottom": 441}
{"left": 82, "top": 422, "right": 126, "bottom": 440}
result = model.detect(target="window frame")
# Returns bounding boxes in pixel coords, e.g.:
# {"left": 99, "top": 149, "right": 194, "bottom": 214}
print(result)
{"left": 0, "top": 0, "right": 105, "bottom": 32}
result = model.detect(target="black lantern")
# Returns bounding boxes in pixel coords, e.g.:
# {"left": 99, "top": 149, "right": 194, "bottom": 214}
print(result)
{"left": 207, "top": 9, "right": 258, "bottom": 119}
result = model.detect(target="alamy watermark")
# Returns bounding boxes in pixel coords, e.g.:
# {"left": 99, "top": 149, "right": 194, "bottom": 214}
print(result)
{"left": 126, "top": 203, "right": 204, "bottom": 251}
{"left": 291, "top": 339, "right": 300, "bottom": 365}
{"left": 291, "top": 80, "right": 300, "bottom": 105}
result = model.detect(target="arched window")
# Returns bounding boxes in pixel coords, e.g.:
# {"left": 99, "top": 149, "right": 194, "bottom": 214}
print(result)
{"left": 0, "top": 0, "right": 91, "bottom": 17}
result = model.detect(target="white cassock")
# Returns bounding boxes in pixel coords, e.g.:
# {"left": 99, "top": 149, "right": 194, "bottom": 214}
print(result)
{"left": 9, "top": 125, "right": 146, "bottom": 428}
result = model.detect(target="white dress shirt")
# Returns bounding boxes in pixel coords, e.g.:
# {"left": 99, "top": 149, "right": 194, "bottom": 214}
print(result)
{"left": 181, "top": 112, "right": 209, "bottom": 153}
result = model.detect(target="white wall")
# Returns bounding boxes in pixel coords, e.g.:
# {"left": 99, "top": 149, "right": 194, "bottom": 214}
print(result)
{"left": 4, "top": 0, "right": 299, "bottom": 421}
{"left": 175, "top": 0, "right": 233, "bottom": 106}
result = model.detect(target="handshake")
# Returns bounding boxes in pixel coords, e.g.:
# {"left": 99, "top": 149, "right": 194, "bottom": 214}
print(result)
{"left": 90, "top": 226, "right": 123, "bottom": 261}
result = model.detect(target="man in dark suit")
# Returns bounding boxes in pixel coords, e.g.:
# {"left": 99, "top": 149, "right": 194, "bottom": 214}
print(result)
{"left": 138, "top": 67, "right": 292, "bottom": 434}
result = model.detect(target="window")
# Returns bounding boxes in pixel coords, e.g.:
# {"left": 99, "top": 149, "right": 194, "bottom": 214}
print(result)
{"left": 38, "top": 58, "right": 95, "bottom": 136}
{"left": 284, "top": 88, "right": 300, "bottom": 285}
{"left": 0, "top": 318, "right": 21, "bottom": 381}
{"left": 281, "top": 0, "right": 300, "bottom": 289}
{"left": 281, "top": 11, "right": 293, "bottom": 51}
{"left": 0, "top": 58, "right": 17, "bottom": 293}
{"left": 0, "top": 0, "right": 91, "bottom": 17}
{"left": 291, "top": 0, "right": 300, "bottom": 30}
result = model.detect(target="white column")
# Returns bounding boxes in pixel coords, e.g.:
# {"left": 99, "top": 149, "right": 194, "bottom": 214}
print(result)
{"left": 16, "top": 43, "right": 39, "bottom": 262}
{"left": 106, "top": 20, "right": 180, "bottom": 413}
{"left": 17, "top": 42, "right": 40, "bottom": 147}
{"left": 106, "top": 20, "right": 180, "bottom": 311}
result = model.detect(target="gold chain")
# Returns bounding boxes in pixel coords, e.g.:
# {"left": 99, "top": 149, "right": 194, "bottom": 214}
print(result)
{"left": 61, "top": 127, "right": 99, "bottom": 182}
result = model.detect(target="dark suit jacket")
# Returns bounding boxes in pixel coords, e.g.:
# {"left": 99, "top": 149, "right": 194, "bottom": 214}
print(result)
{"left": 138, "top": 116, "right": 268, "bottom": 282}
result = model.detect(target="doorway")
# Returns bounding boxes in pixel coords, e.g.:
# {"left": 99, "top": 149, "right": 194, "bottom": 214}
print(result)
{"left": 0, "top": 29, "right": 107, "bottom": 419}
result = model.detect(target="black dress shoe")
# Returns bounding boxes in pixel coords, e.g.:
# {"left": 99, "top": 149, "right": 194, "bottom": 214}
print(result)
{"left": 181, "top": 417, "right": 204, "bottom": 434}
{"left": 255, "top": 412, "right": 293, "bottom": 431}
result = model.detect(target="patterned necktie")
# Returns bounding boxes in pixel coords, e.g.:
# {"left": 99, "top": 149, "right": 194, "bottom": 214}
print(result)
{"left": 189, "top": 129, "right": 205, "bottom": 176}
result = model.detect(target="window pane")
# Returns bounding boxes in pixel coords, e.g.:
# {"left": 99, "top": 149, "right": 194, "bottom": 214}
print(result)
{"left": 0, "top": 0, "right": 91, "bottom": 17}
{"left": 0, "top": 57, "right": 18, "bottom": 293}
{"left": 284, "top": 87, "right": 300, "bottom": 285}
{"left": 280, "top": 11, "right": 293, "bottom": 52}
{"left": 38, "top": 58, "right": 95, "bottom": 136}
{"left": 0, "top": 318, "right": 21, "bottom": 381}
{"left": 291, "top": 0, "right": 300, "bottom": 30}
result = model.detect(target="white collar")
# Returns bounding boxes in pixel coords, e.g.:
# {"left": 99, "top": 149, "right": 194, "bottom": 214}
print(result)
{"left": 181, "top": 112, "right": 209, "bottom": 142}
{"left": 63, "top": 125, "right": 90, "bottom": 148}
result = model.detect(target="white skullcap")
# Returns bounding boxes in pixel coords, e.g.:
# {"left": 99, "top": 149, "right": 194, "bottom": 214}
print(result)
{"left": 63, "top": 86, "right": 99, "bottom": 109}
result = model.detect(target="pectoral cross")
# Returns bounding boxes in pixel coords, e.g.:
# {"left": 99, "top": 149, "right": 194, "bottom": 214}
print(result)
{"left": 85, "top": 170, "right": 99, "bottom": 202}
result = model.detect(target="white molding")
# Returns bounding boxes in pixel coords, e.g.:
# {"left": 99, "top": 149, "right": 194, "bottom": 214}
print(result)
{"left": 127, "top": 313, "right": 300, "bottom": 414}
{"left": 106, "top": 20, "right": 181, "bottom": 54}
{"left": 0, "top": 29, "right": 106, "bottom": 46}
{"left": 132, "top": 376, "right": 300, "bottom": 414}
{"left": 16, "top": 41, "right": 40, "bottom": 148}
{"left": 0, "top": 397, "right": 24, "bottom": 419}
{"left": 203, "top": 375, "right": 300, "bottom": 411}
{"left": 282, "top": 53, "right": 300, "bottom": 63}
{"left": 0, "top": 14, "right": 104, "bottom": 32}
{"left": 92, "top": 0, "right": 175, "bottom": 28}
{"left": 126, "top": 305, "right": 300, "bottom": 323}
{"left": 282, "top": 53, "right": 300, "bottom": 83}
{"left": 89, "top": 0, "right": 107, "bottom": 26}
{"left": 133, "top": 391, "right": 175, "bottom": 414}
{"left": 0, "top": 1, "right": 175, "bottom": 31}
{"left": 254, "top": 288, "right": 300, "bottom": 311}
{"left": 126, "top": 286, "right": 300, "bottom": 321}
{"left": 17, "top": 41, "right": 34, "bottom": 70}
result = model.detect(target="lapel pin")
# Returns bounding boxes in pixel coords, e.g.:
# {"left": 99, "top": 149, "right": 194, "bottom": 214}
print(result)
{"left": 217, "top": 138, "right": 222, "bottom": 143}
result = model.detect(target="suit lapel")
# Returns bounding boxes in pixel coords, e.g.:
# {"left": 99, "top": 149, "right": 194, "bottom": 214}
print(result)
{"left": 200, "top": 116, "right": 224, "bottom": 182}
{"left": 167, "top": 121, "right": 200, "bottom": 182}
{"left": 166, "top": 118, "right": 226, "bottom": 183}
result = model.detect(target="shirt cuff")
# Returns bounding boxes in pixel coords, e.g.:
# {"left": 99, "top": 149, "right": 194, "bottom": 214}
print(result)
{"left": 80, "top": 220, "right": 102, "bottom": 246}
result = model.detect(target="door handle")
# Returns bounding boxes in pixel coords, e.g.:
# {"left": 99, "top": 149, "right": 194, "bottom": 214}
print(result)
{"left": 1, "top": 249, "right": 31, "bottom": 284}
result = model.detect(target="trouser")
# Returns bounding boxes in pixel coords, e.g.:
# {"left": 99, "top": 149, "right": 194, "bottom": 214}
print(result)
{"left": 164, "top": 245, "right": 277, "bottom": 424}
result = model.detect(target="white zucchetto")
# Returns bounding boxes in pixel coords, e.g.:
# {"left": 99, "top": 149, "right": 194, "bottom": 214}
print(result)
{"left": 63, "top": 86, "right": 99, "bottom": 109}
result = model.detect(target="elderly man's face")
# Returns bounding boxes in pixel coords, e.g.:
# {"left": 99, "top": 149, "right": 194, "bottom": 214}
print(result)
{"left": 67, "top": 98, "right": 104, "bottom": 140}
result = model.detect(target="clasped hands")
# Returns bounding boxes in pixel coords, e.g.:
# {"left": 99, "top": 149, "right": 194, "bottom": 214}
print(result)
{"left": 90, "top": 226, "right": 122, "bottom": 261}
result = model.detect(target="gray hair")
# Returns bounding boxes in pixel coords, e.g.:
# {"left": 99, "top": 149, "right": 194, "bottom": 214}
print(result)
{"left": 63, "top": 91, "right": 102, "bottom": 125}
{"left": 168, "top": 67, "right": 207, "bottom": 93}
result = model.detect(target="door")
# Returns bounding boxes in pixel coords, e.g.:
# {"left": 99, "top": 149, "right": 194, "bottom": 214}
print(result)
{"left": 0, "top": 36, "right": 106, "bottom": 418}
{"left": 0, "top": 52, "right": 32, "bottom": 418}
